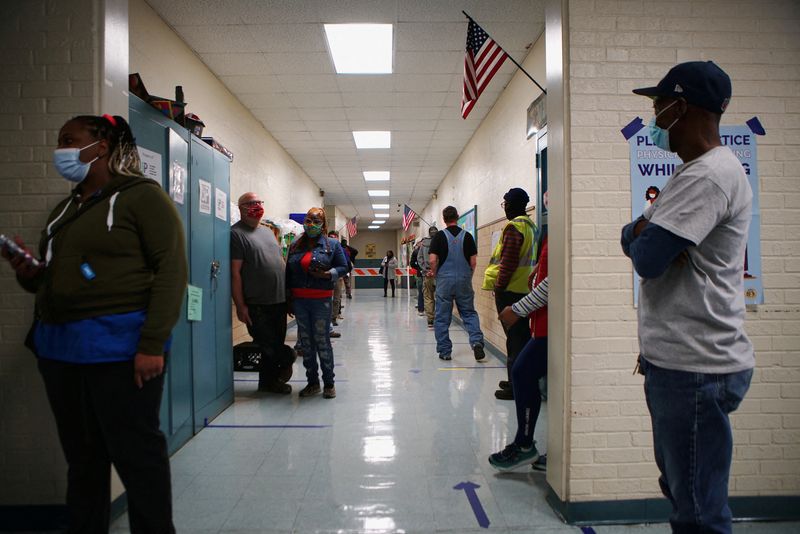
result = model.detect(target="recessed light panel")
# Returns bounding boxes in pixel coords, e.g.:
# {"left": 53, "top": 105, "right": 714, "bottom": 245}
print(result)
{"left": 371, "top": 220, "right": 386, "bottom": 225}
{"left": 368, "top": 225, "right": 380, "bottom": 229}
{"left": 324, "top": 24, "right": 393, "bottom": 74}
{"left": 374, "top": 213, "right": 390, "bottom": 218}
{"left": 372, "top": 204, "right": 390, "bottom": 209}
{"left": 363, "top": 171, "right": 390, "bottom": 181}
{"left": 353, "top": 131, "right": 391, "bottom": 149}
{"left": 368, "top": 190, "right": 390, "bottom": 197}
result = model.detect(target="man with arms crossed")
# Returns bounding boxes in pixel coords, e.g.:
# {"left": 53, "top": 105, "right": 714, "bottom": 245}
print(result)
{"left": 232, "top": 192, "right": 294, "bottom": 393}
{"left": 622, "top": 61, "right": 754, "bottom": 534}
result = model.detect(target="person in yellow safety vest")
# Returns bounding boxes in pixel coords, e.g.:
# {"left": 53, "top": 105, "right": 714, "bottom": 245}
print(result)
{"left": 482, "top": 188, "right": 538, "bottom": 400}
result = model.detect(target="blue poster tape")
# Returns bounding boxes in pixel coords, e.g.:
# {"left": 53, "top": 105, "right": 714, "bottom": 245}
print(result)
{"left": 453, "top": 481, "right": 490, "bottom": 528}
{"left": 580, "top": 527, "right": 597, "bottom": 534}
{"left": 621, "top": 117, "right": 645, "bottom": 140}
{"left": 746, "top": 116, "right": 766, "bottom": 135}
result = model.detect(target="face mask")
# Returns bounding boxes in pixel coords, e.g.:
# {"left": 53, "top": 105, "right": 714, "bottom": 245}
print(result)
{"left": 246, "top": 205, "right": 264, "bottom": 220}
{"left": 52, "top": 141, "right": 100, "bottom": 183}
{"left": 304, "top": 223, "right": 323, "bottom": 237}
{"left": 648, "top": 100, "right": 680, "bottom": 152}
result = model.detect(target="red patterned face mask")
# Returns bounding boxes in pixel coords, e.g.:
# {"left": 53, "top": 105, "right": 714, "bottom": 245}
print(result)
{"left": 246, "top": 205, "right": 264, "bottom": 220}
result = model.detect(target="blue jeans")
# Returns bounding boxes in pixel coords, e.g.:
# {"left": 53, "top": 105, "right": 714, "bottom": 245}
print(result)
{"left": 639, "top": 356, "right": 752, "bottom": 534}
{"left": 512, "top": 337, "right": 547, "bottom": 448}
{"left": 433, "top": 276, "right": 483, "bottom": 355}
{"left": 416, "top": 276, "right": 425, "bottom": 312}
{"left": 294, "top": 298, "right": 335, "bottom": 387}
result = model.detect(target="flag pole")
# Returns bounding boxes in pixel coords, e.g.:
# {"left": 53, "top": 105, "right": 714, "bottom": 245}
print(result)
{"left": 462, "top": 11, "right": 546, "bottom": 95}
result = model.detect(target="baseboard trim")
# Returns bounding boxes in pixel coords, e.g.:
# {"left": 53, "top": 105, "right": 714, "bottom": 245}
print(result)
{"left": 546, "top": 488, "right": 800, "bottom": 525}
{"left": 0, "top": 494, "right": 127, "bottom": 532}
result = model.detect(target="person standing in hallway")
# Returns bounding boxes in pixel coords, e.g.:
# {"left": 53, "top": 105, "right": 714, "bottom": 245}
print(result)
{"left": 381, "top": 250, "right": 398, "bottom": 297}
{"left": 410, "top": 241, "right": 425, "bottom": 315}
{"left": 482, "top": 188, "right": 538, "bottom": 400}
{"left": 418, "top": 225, "right": 438, "bottom": 327}
{"left": 341, "top": 238, "right": 357, "bottom": 298}
{"left": 231, "top": 192, "right": 294, "bottom": 394}
{"left": 2, "top": 114, "right": 186, "bottom": 533}
{"left": 489, "top": 236, "right": 548, "bottom": 471}
{"left": 327, "top": 230, "right": 344, "bottom": 336}
{"left": 428, "top": 206, "right": 485, "bottom": 361}
{"left": 286, "top": 207, "right": 348, "bottom": 399}
{"left": 622, "top": 61, "right": 754, "bottom": 534}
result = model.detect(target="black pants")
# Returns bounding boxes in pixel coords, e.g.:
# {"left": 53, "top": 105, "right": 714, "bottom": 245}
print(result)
{"left": 38, "top": 358, "right": 175, "bottom": 534}
{"left": 494, "top": 290, "right": 530, "bottom": 384}
{"left": 383, "top": 278, "right": 395, "bottom": 296}
{"left": 246, "top": 302, "right": 289, "bottom": 388}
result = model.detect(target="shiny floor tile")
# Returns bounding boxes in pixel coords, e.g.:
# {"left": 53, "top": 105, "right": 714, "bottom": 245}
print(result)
{"left": 107, "top": 290, "right": 797, "bottom": 533}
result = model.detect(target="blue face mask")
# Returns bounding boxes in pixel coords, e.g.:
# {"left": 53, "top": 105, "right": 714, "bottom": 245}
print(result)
{"left": 648, "top": 100, "right": 680, "bottom": 152}
{"left": 52, "top": 141, "right": 100, "bottom": 183}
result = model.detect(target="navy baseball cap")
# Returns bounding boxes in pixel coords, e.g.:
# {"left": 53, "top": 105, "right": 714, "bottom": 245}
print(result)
{"left": 633, "top": 61, "right": 732, "bottom": 114}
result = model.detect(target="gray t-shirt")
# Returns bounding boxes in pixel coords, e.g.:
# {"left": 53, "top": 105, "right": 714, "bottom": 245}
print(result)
{"left": 230, "top": 221, "right": 286, "bottom": 305}
{"left": 639, "top": 146, "right": 754, "bottom": 374}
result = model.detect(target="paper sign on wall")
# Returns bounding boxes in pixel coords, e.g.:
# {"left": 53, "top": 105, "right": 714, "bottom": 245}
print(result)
{"left": 198, "top": 180, "right": 212, "bottom": 214}
{"left": 230, "top": 201, "right": 240, "bottom": 225}
{"left": 137, "top": 147, "right": 162, "bottom": 183}
{"left": 170, "top": 162, "right": 186, "bottom": 204}
{"left": 187, "top": 285, "right": 202, "bottom": 321}
{"left": 215, "top": 188, "right": 227, "bottom": 221}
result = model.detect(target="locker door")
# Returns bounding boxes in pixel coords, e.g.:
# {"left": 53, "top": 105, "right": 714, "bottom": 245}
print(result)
{"left": 128, "top": 95, "right": 193, "bottom": 453}
{"left": 212, "top": 151, "right": 233, "bottom": 398}
{"left": 189, "top": 137, "right": 218, "bottom": 427}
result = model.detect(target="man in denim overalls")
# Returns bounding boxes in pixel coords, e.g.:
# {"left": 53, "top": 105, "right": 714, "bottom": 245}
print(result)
{"left": 427, "top": 206, "right": 485, "bottom": 361}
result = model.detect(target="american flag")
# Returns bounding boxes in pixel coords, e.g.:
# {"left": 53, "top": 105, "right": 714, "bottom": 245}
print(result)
{"left": 461, "top": 20, "right": 509, "bottom": 119}
{"left": 402, "top": 204, "right": 417, "bottom": 232}
{"left": 345, "top": 216, "right": 358, "bottom": 238}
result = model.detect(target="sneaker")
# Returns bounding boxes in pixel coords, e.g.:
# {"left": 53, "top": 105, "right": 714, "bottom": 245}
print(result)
{"left": 498, "top": 380, "right": 511, "bottom": 390}
{"left": 323, "top": 385, "right": 336, "bottom": 399}
{"left": 346, "top": 294, "right": 352, "bottom": 299}
{"left": 473, "top": 344, "right": 485, "bottom": 361}
{"left": 258, "top": 382, "right": 291, "bottom": 394}
{"left": 332, "top": 320, "right": 338, "bottom": 326}
{"left": 417, "top": 311, "right": 425, "bottom": 316}
{"left": 330, "top": 331, "right": 341, "bottom": 338}
{"left": 299, "top": 383, "right": 321, "bottom": 397}
{"left": 488, "top": 443, "right": 539, "bottom": 472}
{"left": 438, "top": 353, "right": 452, "bottom": 361}
{"left": 427, "top": 320, "right": 434, "bottom": 328}
{"left": 532, "top": 454, "right": 547, "bottom": 472}
{"left": 494, "top": 388, "right": 514, "bottom": 400}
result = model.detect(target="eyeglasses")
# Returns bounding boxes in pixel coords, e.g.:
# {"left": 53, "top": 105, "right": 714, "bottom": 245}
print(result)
{"left": 501, "top": 201, "right": 507, "bottom": 209}
{"left": 304, "top": 217, "right": 323, "bottom": 224}
{"left": 239, "top": 200, "right": 263, "bottom": 207}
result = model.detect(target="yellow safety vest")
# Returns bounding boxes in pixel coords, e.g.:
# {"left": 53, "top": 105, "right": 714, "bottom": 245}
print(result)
{"left": 482, "top": 216, "right": 538, "bottom": 292}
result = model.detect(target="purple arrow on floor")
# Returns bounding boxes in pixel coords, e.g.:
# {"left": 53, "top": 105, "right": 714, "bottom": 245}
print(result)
{"left": 453, "top": 481, "right": 490, "bottom": 528}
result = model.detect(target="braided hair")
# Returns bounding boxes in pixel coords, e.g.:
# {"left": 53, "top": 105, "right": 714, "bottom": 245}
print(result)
{"left": 71, "top": 114, "right": 144, "bottom": 178}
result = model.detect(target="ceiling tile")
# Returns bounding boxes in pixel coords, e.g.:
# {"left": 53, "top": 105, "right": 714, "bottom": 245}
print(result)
{"left": 278, "top": 74, "right": 339, "bottom": 93}
{"left": 220, "top": 75, "right": 283, "bottom": 93}
{"left": 264, "top": 52, "right": 335, "bottom": 74}
{"left": 287, "top": 92, "right": 344, "bottom": 108}
{"left": 199, "top": 53, "right": 272, "bottom": 76}
{"left": 247, "top": 24, "right": 327, "bottom": 53}
{"left": 172, "top": 25, "right": 261, "bottom": 53}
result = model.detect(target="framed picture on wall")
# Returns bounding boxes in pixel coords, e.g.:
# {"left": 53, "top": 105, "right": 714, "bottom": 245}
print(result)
{"left": 457, "top": 205, "right": 478, "bottom": 248}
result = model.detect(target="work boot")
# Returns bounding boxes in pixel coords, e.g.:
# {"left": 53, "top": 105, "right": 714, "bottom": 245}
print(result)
{"left": 299, "top": 383, "right": 321, "bottom": 397}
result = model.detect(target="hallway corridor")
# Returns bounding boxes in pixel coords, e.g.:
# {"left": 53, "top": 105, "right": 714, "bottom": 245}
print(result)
{"left": 110, "top": 291, "right": 796, "bottom": 534}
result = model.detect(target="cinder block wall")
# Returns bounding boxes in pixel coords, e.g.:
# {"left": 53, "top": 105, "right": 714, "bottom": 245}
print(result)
{"left": 566, "top": 0, "right": 800, "bottom": 500}
{"left": 0, "top": 0, "right": 98, "bottom": 503}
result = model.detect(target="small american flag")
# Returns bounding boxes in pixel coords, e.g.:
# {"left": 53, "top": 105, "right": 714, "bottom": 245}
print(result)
{"left": 461, "top": 20, "right": 508, "bottom": 119}
{"left": 345, "top": 216, "right": 358, "bottom": 238}
{"left": 402, "top": 204, "right": 417, "bottom": 232}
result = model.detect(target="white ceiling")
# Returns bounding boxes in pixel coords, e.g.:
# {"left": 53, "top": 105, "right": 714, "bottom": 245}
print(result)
{"left": 146, "top": 0, "right": 545, "bottom": 229}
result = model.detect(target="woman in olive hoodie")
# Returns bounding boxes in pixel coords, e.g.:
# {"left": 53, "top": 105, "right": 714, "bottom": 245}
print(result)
{"left": 2, "top": 114, "right": 186, "bottom": 534}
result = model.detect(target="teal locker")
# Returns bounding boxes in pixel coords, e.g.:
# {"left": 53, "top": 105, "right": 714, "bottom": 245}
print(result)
{"left": 212, "top": 150, "right": 233, "bottom": 396}
{"left": 128, "top": 95, "right": 194, "bottom": 453}
{"left": 189, "top": 137, "right": 233, "bottom": 428}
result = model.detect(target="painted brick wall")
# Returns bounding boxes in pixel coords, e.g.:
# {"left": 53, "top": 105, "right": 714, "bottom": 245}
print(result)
{"left": 0, "top": 0, "right": 98, "bottom": 504}
{"left": 567, "top": 0, "right": 800, "bottom": 500}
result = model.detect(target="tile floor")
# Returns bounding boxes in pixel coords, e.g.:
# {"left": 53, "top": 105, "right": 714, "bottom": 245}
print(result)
{"left": 106, "top": 290, "right": 798, "bottom": 534}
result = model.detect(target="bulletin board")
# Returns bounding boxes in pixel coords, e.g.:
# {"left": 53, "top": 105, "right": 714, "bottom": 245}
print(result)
{"left": 457, "top": 205, "right": 478, "bottom": 248}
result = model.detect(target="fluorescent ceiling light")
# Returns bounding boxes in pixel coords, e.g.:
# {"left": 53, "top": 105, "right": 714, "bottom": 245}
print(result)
{"left": 324, "top": 24, "right": 393, "bottom": 74}
{"left": 371, "top": 220, "right": 386, "bottom": 225}
{"left": 374, "top": 213, "right": 390, "bottom": 218}
{"left": 368, "top": 225, "right": 380, "bottom": 229}
{"left": 363, "top": 171, "right": 390, "bottom": 181}
{"left": 372, "top": 203, "right": 390, "bottom": 209}
{"left": 368, "top": 190, "right": 390, "bottom": 197}
{"left": 353, "top": 131, "right": 391, "bottom": 149}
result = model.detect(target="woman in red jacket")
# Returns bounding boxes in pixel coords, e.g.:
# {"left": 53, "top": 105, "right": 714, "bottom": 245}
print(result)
{"left": 489, "top": 235, "right": 548, "bottom": 471}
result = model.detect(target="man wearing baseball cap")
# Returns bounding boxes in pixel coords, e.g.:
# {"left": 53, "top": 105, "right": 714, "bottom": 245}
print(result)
{"left": 622, "top": 61, "right": 754, "bottom": 533}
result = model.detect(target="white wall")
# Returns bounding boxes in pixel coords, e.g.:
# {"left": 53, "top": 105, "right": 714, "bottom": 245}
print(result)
{"left": 564, "top": 0, "right": 800, "bottom": 502}
{"left": 129, "top": 0, "right": 323, "bottom": 221}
